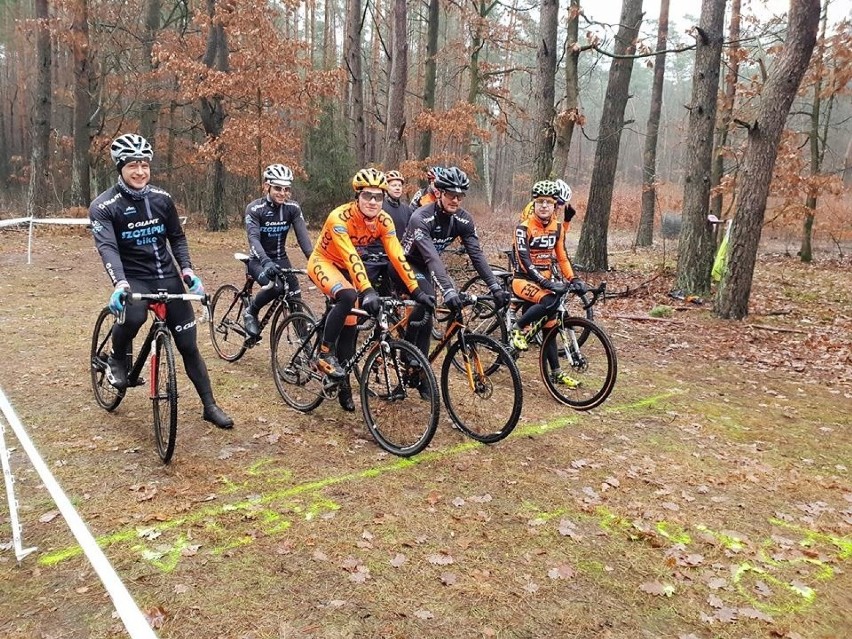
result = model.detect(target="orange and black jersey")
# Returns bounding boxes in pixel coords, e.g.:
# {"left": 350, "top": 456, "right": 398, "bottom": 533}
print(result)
{"left": 513, "top": 214, "right": 574, "bottom": 284}
{"left": 310, "top": 201, "right": 418, "bottom": 293}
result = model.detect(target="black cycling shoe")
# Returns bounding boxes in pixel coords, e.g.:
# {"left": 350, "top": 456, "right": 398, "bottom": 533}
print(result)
{"left": 243, "top": 309, "right": 260, "bottom": 337}
{"left": 203, "top": 404, "right": 234, "bottom": 429}
{"left": 106, "top": 355, "right": 128, "bottom": 390}
{"left": 337, "top": 380, "right": 355, "bottom": 412}
{"left": 417, "top": 378, "right": 434, "bottom": 402}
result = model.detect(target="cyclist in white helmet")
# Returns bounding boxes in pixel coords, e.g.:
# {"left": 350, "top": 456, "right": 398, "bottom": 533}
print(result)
{"left": 242, "top": 164, "right": 313, "bottom": 337}
{"left": 89, "top": 133, "right": 233, "bottom": 428}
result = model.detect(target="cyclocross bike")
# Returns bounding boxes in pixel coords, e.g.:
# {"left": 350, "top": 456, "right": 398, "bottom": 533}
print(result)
{"left": 208, "top": 253, "right": 314, "bottom": 362}
{"left": 387, "top": 292, "right": 523, "bottom": 444}
{"left": 271, "top": 297, "right": 440, "bottom": 457}
{"left": 90, "top": 290, "right": 208, "bottom": 463}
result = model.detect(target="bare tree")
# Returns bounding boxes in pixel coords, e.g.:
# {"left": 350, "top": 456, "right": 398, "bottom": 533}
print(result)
{"left": 715, "top": 0, "right": 821, "bottom": 319}
{"left": 553, "top": 0, "right": 581, "bottom": 178}
{"left": 201, "top": 0, "right": 229, "bottom": 231}
{"left": 28, "top": 0, "right": 52, "bottom": 218}
{"left": 139, "top": 0, "right": 161, "bottom": 142}
{"left": 345, "top": 0, "right": 366, "bottom": 165}
{"left": 382, "top": 0, "right": 407, "bottom": 168}
{"left": 635, "top": 0, "right": 670, "bottom": 247}
{"left": 574, "top": 0, "right": 644, "bottom": 271}
{"left": 675, "top": 0, "right": 727, "bottom": 296}
{"left": 532, "top": 0, "right": 558, "bottom": 180}
{"left": 70, "top": 0, "right": 93, "bottom": 206}
{"left": 418, "top": 0, "right": 439, "bottom": 162}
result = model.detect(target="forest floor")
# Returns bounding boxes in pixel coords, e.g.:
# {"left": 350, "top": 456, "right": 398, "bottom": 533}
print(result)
{"left": 0, "top": 226, "right": 850, "bottom": 639}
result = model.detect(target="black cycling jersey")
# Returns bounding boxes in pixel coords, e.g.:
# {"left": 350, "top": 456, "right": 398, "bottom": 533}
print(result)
{"left": 245, "top": 196, "right": 313, "bottom": 264}
{"left": 402, "top": 202, "right": 499, "bottom": 298}
{"left": 89, "top": 183, "right": 190, "bottom": 285}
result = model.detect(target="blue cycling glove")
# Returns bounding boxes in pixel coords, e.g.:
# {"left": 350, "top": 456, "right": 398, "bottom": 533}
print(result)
{"left": 109, "top": 282, "right": 130, "bottom": 315}
{"left": 182, "top": 268, "right": 205, "bottom": 295}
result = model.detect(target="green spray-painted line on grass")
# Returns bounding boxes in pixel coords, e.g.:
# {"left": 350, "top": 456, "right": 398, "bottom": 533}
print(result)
{"left": 39, "top": 391, "right": 678, "bottom": 569}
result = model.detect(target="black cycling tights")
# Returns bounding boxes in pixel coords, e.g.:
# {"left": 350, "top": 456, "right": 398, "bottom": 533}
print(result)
{"left": 323, "top": 288, "right": 357, "bottom": 353}
{"left": 112, "top": 276, "right": 216, "bottom": 406}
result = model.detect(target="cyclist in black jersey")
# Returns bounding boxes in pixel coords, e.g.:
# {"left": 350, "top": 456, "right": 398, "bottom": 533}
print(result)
{"left": 89, "top": 133, "right": 233, "bottom": 429}
{"left": 358, "top": 169, "right": 413, "bottom": 295}
{"left": 242, "top": 164, "right": 313, "bottom": 337}
{"left": 396, "top": 167, "right": 510, "bottom": 397}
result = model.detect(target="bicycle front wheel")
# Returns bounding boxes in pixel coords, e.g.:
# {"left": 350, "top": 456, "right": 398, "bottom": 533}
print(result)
{"left": 209, "top": 284, "right": 248, "bottom": 362}
{"left": 459, "top": 275, "right": 509, "bottom": 345}
{"left": 271, "top": 312, "right": 325, "bottom": 412}
{"left": 90, "top": 307, "right": 125, "bottom": 411}
{"left": 360, "top": 340, "right": 439, "bottom": 457}
{"left": 269, "top": 298, "right": 316, "bottom": 344}
{"left": 441, "top": 334, "right": 522, "bottom": 443}
{"left": 151, "top": 329, "right": 178, "bottom": 463}
{"left": 539, "top": 317, "right": 617, "bottom": 410}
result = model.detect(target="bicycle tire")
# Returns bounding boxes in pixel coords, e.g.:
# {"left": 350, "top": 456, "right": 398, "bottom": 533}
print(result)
{"left": 441, "top": 334, "right": 522, "bottom": 443}
{"left": 459, "top": 275, "right": 510, "bottom": 345}
{"left": 359, "top": 340, "right": 439, "bottom": 457}
{"left": 90, "top": 307, "right": 126, "bottom": 411}
{"left": 152, "top": 329, "right": 178, "bottom": 463}
{"left": 269, "top": 298, "right": 316, "bottom": 343}
{"left": 539, "top": 317, "right": 617, "bottom": 410}
{"left": 209, "top": 284, "right": 248, "bottom": 362}
{"left": 271, "top": 312, "right": 325, "bottom": 412}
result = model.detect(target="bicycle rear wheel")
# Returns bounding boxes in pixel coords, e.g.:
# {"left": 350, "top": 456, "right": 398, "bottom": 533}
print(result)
{"left": 151, "top": 329, "right": 178, "bottom": 463}
{"left": 539, "top": 317, "right": 617, "bottom": 410}
{"left": 360, "top": 340, "right": 439, "bottom": 457}
{"left": 459, "top": 275, "right": 510, "bottom": 345}
{"left": 271, "top": 312, "right": 325, "bottom": 412}
{"left": 441, "top": 334, "right": 522, "bottom": 443}
{"left": 209, "top": 284, "right": 249, "bottom": 362}
{"left": 269, "top": 298, "right": 316, "bottom": 344}
{"left": 90, "top": 307, "right": 125, "bottom": 411}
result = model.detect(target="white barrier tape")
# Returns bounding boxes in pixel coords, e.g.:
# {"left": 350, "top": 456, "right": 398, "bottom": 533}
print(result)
{"left": 0, "top": 415, "right": 36, "bottom": 561}
{"left": 0, "top": 217, "right": 32, "bottom": 228}
{"left": 0, "top": 387, "right": 158, "bottom": 639}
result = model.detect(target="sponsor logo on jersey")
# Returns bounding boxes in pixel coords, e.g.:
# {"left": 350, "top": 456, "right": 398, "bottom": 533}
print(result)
{"left": 333, "top": 225, "right": 347, "bottom": 234}
{"left": 124, "top": 206, "right": 136, "bottom": 216}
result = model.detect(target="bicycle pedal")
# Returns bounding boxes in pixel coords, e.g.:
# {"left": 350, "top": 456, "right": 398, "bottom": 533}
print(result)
{"left": 131, "top": 377, "right": 146, "bottom": 387}
{"left": 244, "top": 335, "right": 262, "bottom": 348}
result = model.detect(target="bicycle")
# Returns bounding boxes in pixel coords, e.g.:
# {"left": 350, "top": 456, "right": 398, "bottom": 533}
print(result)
{"left": 90, "top": 290, "right": 208, "bottom": 463}
{"left": 388, "top": 292, "right": 523, "bottom": 443}
{"left": 487, "top": 283, "right": 616, "bottom": 410}
{"left": 208, "top": 253, "right": 313, "bottom": 362}
{"left": 270, "top": 297, "right": 440, "bottom": 457}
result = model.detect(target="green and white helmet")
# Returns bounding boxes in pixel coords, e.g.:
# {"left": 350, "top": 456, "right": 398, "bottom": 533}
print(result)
{"left": 531, "top": 180, "right": 560, "bottom": 199}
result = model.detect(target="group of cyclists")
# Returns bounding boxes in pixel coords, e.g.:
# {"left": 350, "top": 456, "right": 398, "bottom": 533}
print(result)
{"left": 89, "top": 133, "right": 587, "bottom": 430}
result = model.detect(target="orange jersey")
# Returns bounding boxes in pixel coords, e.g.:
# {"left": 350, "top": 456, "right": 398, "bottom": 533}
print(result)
{"left": 513, "top": 214, "right": 574, "bottom": 282}
{"left": 309, "top": 201, "right": 418, "bottom": 293}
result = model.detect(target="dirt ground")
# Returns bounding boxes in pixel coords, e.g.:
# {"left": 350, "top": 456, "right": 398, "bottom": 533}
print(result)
{"left": 0, "top": 226, "right": 850, "bottom": 639}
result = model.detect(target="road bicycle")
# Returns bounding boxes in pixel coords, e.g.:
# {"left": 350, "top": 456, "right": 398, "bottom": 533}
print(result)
{"left": 479, "top": 283, "right": 616, "bottom": 410}
{"left": 90, "top": 290, "right": 208, "bottom": 463}
{"left": 388, "top": 293, "right": 523, "bottom": 443}
{"left": 270, "top": 297, "right": 440, "bottom": 457}
{"left": 208, "top": 253, "right": 313, "bottom": 362}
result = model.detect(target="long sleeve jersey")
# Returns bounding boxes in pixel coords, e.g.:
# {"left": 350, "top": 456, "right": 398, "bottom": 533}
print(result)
{"left": 402, "top": 202, "right": 499, "bottom": 299}
{"left": 245, "top": 196, "right": 313, "bottom": 263}
{"left": 89, "top": 184, "right": 190, "bottom": 285}
{"left": 311, "top": 201, "right": 419, "bottom": 293}
{"left": 361, "top": 196, "right": 413, "bottom": 260}
{"left": 513, "top": 214, "right": 575, "bottom": 284}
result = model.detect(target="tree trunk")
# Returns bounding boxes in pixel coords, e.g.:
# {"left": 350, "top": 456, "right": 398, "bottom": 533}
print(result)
{"left": 553, "top": 0, "right": 580, "bottom": 178}
{"left": 715, "top": 0, "right": 821, "bottom": 319}
{"left": 800, "top": 0, "right": 829, "bottom": 263}
{"left": 382, "top": 0, "right": 407, "bottom": 168}
{"left": 675, "top": 0, "right": 727, "bottom": 296}
{"left": 200, "top": 0, "right": 229, "bottom": 231}
{"left": 532, "top": 0, "right": 558, "bottom": 180}
{"left": 709, "top": 0, "right": 741, "bottom": 220}
{"left": 635, "top": 0, "right": 670, "bottom": 247}
{"left": 28, "top": 0, "right": 52, "bottom": 218}
{"left": 418, "top": 0, "right": 439, "bottom": 162}
{"left": 344, "top": 0, "right": 366, "bottom": 165}
{"left": 139, "top": 0, "right": 161, "bottom": 142}
{"left": 574, "top": 0, "right": 644, "bottom": 272}
{"left": 69, "top": 0, "right": 93, "bottom": 206}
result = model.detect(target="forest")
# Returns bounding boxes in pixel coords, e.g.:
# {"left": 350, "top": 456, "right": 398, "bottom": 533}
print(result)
{"left": 0, "top": 0, "right": 850, "bottom": 316}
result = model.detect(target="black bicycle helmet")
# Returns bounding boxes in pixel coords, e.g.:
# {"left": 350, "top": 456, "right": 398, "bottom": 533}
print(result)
{"left": 434, "top": 166, "right": 470, "bottom": 193}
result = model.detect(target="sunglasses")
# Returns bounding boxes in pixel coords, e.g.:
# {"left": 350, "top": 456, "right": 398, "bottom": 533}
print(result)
{"left": 441, "top": 191, "right": 465, "bottom": 201}
{"left": 534, "top": 198, "right": 556, "bottom": 207}
{"left": 359, "top": 191, "right": 385, "bottom": 203}
{"left": 270, "top": 185, "right": 291, "bottom": 193}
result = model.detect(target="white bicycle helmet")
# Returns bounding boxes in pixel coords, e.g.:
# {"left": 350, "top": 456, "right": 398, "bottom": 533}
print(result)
{"left": 263, "top": 164, "right": 294, "bottom": 187}
{"left": 555, "top": 179, "right": 572, "bottom": 204}
{"left": 110, "top": 134, "right": 153, "bottom": 168}
{"left": 531, "top": 180, "right": 560, "bottom": 199}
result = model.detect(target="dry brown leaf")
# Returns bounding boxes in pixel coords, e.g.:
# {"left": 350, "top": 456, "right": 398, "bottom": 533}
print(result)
{"left": 389, "top": 553, "right": 407, "bottom": 567}
{"left": 39, "top": 510, "right": 59, "bottom": 524}
{"left": 639, "top": 581, "right": 674, "bottom": 596}
{"left": 414, "top": 609, "right": 434, "bottom": 620}
{"left": 547, "top": 564, "right": 574, "bottom": 580}
{"left": 440, "top": 572, "right": 457, "bottom": 585}
{"left": 426, "top": 552, "right": 454, "bottom": 566}
{"left": 425, "top": 490, "right": 442, "bottom": 505}
{"left": 144, "top": 606, "right": 167, "bottom": 629}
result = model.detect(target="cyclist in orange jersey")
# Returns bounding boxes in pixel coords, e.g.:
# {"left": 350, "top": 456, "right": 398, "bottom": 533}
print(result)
{"left": 307, "top": 168, "right": 435, "bottom": 411}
